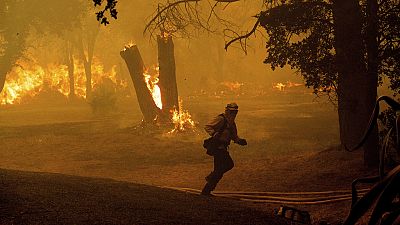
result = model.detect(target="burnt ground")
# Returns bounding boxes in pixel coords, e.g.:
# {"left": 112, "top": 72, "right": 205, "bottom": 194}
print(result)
{"left": 0, "top": 94, "right": 380, "bottom": 224}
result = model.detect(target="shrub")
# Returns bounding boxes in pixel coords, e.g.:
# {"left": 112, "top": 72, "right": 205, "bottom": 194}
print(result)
{"left": 89, "top": 78, "right": 117, "bottom": 114}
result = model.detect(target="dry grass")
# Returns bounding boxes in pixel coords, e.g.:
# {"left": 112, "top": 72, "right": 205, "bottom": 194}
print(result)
{"left": 0, "top": 94, "right": 379, "bottom": 224}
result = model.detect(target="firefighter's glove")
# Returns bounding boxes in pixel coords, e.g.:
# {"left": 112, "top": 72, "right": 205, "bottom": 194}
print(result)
{"left": 237, "top": 138, "right": 247, "bottom": 146}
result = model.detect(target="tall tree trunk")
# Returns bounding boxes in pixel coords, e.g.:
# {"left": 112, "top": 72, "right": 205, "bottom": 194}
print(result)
{"left": 0, "top": 58, "right": 11, "bottom": 94}
{"left": 0, "top": 60, "right": 14, "bottom": 104}
{"left": 365, "top": 0, "right": 380, "bottom": 167}
{"left": 68, "top": 56, "right": 75, "bottom": 99}
{"left": 66, "top": 40, "right": 75, "bottom": 99}
{"left": 333, "top": 0, "right": 379, "bottom": 167}
{"left": 157, "top": 35, "right": 179, "bottom": 116}
{"left": 0, "top": 40, "right": 24, "bottom": 94}
{"left": 78, "top": 30, "right": 97, "bottom": 101}
{"left": 83, "top": 60, "right": 92, "bottom": 100}
{"left": 121, "top": 45, "right": 161, "bottom": 122}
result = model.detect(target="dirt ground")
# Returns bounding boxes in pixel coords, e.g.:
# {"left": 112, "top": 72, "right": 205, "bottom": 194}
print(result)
{"left": 0, "top": 93, "right": 378, "bottom": 224}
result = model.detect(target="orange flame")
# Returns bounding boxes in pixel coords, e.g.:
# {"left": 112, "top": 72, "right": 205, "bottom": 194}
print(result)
{"left": 143, "top": 65, "right": 162, "bottom": 109}
{"left": 286, "top": 81, "right": 303, "bottom": 88}
{"left": 273, "top": 81, "right": 303, "bottom": 91}
{"left": 273, "top": 82, "right": 286, "bottom": 91}
{"left": 0, "top": 65, "right": 45, "bottom": 104}
{"left": 169, "top": 98, "right": 195, "bottom": 133}
{"left": 123, "top": 41, "right": 135, "bottom": 51}
{"left": 161, "top": 31, "right": 170, "bottom": 39}
{"left": 0, "top": 59, "right": 127, "bottom": 105}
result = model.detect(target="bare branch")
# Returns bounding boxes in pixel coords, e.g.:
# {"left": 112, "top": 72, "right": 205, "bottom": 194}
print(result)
{"left": 224, "top": 19, "right": 260, "bottom": 51}
{"left": 207, "top": 1, "right": 219, "bottom": 24}
{"left": 144, "top": 0, "right": 243, "bottom": 38}
{"left": 143, "top": 0, "right": 201, "bottom": 35}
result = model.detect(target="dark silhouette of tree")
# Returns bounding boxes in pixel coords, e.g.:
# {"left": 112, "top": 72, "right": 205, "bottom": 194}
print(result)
{"left": 258, "top": 0, "right": 398, "bottom": 167}
{"left": 333, "top": 0, "right": 378, "bottom": 167}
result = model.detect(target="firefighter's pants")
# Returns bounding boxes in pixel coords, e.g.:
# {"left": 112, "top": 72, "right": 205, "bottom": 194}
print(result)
{"left": 204, "top": 149, "right": 234, "bottom": 192}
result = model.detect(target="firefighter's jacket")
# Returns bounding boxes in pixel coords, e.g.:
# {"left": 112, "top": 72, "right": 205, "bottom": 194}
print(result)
{"left": 204, "top": 114, "right": 240, "bottom": 149}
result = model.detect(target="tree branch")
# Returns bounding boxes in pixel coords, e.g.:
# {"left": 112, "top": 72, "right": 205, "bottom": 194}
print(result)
{"left": 143, "top": 0, "right": 201, "bottom": 35}
{"left": 224, "top": 18, "right": 260, "bottom": 51}
{"left": 143, "top": 0, "right": 241, "bottom": 36}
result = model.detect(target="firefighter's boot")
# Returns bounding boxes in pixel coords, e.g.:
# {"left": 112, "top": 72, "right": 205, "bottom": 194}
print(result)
{"left": 201, "top": 182, "right": 214, "bottom": 196}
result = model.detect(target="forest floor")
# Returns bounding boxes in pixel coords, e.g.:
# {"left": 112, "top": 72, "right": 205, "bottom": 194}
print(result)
{"left": 0, "top": 93, "right": 382, "bottom": 224}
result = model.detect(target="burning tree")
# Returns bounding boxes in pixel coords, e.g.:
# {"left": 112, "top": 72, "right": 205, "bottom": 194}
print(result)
{"left": 120, "top": 45, "right": 162, "bottom": 122}
{"left": 129, "top": 0, "right": 400, "bottom": 166}
{"left": 0, "top": 0, "right": 89, "bottom": 95}
{"left": 157, "top": 35, "right": 179, "bottom": 116}
{"left": 120, "top": 36, "right": 195, "bottom": 132}
{"left": 169, "top": 98, "right": 195, "bottom": 133}
{"left": 94, "top": 0, "right": 399, "bottom": 167}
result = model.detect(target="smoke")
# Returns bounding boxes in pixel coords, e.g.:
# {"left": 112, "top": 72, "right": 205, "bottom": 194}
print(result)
{"left": 0, "top": 0, "right": 309, "bottom": 124}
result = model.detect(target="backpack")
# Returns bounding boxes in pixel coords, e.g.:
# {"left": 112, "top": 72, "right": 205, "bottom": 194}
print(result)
{"left": 203, "top": 114, "right": 227, "bottom": 156}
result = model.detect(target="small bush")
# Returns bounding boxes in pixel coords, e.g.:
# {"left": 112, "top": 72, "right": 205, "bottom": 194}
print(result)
{"left": 89, "top": 78, "right": 117, "bottom": 114}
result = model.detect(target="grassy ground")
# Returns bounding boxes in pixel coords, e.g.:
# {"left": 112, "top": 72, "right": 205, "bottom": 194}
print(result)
{"left": 0, "top": 169, "right": 291, "bottom": 225}
{"left": 0, "top": 93, "right": 378, "bottom": 224}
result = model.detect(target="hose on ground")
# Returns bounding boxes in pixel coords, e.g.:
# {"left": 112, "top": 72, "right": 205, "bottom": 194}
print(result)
{"left": 162, "top": 186, "right": 369, "bottom": 205}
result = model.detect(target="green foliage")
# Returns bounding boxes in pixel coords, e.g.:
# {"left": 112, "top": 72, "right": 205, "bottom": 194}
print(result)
{"left": 92, "top": 0, "right": 118, "bottom": 26}
{"left": 259, "top": 1, "right": 337, "bottom": 95}
{"left": 377, "top": 0, "right": 400, "bottom": 95}
{"left": 259, "top": 0, "right": 400, "bottom": 98}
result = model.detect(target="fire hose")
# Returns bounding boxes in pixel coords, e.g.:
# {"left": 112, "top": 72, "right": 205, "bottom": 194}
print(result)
{"left": 161, "top": 186, "right": 370, "bottom": 205}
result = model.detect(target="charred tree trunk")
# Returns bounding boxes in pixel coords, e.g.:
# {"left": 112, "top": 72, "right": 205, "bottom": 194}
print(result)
{"left": 120, "top": 45, "right": 160, "bottom": 122}
{"left": 157, "top": 35, "right": 179, "bottom": 116}
{"left": 333, "top": 0, "right": 379, "bottom": 167}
